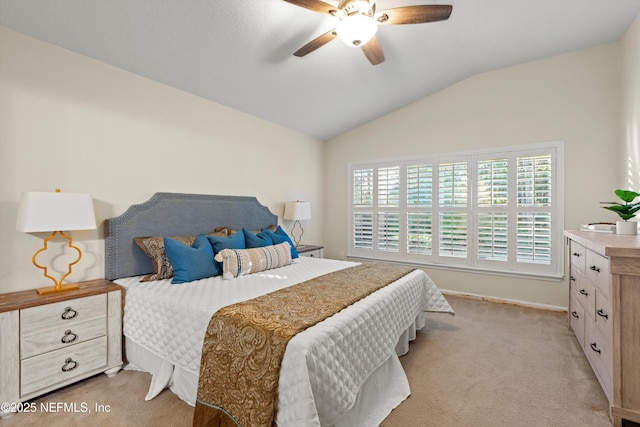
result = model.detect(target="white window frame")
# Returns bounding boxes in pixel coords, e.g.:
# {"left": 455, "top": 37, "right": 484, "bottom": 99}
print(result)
{"left": 347, "top": 141, "right": 564, "bottom": 280}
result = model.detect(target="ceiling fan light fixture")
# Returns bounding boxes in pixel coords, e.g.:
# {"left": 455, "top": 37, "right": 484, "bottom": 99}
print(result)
{"left": 336, "top": 13, "right": 378, "bottom": 47}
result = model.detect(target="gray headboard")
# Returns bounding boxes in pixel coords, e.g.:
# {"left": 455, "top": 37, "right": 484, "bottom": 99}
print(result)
{"left": 104, "top": 192, "right": 278, "bottom": 280}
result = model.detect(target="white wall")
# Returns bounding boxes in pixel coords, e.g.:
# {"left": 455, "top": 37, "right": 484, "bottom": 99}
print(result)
{"left": 620, "top": 14, "right": 640, "bottom": 190}
{"left": 2, "top": 21, "right": 636, "bottom": 306}
{"left": 0, "top": 27, "right": 324, "bottom": 293}
{"left": 324, "top": 43, "right": 622, "bottom": 307}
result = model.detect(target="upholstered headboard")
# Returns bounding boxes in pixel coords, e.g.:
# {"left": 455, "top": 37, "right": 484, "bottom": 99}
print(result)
{"left": 104, "top": 192, "right": 278, "bottom": 280}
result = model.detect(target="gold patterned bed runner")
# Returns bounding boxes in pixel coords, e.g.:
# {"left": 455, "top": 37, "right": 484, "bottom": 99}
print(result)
{"left": 193, "top": 262, "right": 415, "bottom": 427}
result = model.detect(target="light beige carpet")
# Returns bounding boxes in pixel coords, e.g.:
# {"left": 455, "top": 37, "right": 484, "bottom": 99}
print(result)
{"left": 3, "top": 295, "right": 621, "bottom": 427}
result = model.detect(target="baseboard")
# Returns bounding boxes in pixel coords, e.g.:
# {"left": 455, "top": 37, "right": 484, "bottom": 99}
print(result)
{"left": 441, "top": 289, "right": 567, "bottom": 312}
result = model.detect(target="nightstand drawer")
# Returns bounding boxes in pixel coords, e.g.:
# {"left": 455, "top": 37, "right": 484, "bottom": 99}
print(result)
{"left": 21, "top": 336, "right": 107, "bottom": 396}
{"left": 20, "top": 294, "right": 106, "bottom": 335}
{"left": 21, "top": 316, "right": 107, "bottom": 359}
{"left": 296, "top": 245, "right": 323, "bottom": 258}
{"left": 299, "top": 249, "right": 322, "bottom": 258}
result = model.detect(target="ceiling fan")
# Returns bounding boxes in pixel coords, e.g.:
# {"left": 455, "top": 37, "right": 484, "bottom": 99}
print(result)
{"left": 284, "top": 0, "right": 453, "bottom": 65}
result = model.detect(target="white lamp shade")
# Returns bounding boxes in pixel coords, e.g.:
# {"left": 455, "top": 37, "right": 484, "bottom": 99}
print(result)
{"left": 16, "top": 191, "right": 97, "bottom": 232}
{"left": 283, "top": 201, "right": 311, "bottom": 221}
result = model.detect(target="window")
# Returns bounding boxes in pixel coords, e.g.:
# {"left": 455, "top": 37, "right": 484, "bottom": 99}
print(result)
{"left": 348, "top": 141, "right": 564, "bottom": 279}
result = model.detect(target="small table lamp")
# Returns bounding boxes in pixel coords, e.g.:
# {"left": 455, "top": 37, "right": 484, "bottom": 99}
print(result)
{"left": 283, "top": 201, "right": 311, "bottom": 247}
{"left": 16, "top": 190, "right": 97, "bottom": 295}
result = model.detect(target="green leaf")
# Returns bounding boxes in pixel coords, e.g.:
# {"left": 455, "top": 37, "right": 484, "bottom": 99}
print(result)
{"left": 603, "top": 205, "right": 627, "bottom": 214}
{"left": 601, "top": 189, "right": 640, "bottom": 220}
{"left": 614, "top": 189, "right": 640, "bottom": 203}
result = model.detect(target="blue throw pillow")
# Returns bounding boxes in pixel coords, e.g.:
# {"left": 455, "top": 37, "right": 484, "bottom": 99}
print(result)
{"left": 243, "top": 228, "right": 273, "bottom": 248}
{"left": 207, "top": 231, "right": 246, "bottom": 253}
{"left": 164, "top": 234, "right": 219, "bottom": 284}
{"left": 264, "top": 226, "right": 299, "bottom": 259}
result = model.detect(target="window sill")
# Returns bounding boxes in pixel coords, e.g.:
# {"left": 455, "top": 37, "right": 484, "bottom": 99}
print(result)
{"left": 345, "top": 256, "right": 564, "bottom": 282}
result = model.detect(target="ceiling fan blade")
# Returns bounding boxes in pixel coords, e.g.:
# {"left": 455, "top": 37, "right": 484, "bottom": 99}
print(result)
{"left": 361, "top": 37, "right": 385, "bottom": 65}
{"left": 376, "top": 5, "right": 453, "bottom": 25}
{"left": 293, "top": 29, "right": 337, "bottom": 57}
{"left": 283, "top": 0, "right": 338, "bottom": 15}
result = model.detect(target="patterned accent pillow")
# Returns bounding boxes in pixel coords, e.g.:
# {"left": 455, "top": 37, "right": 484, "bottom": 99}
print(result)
{"left": 214, "top": 242, "right": 292, "bottom": 280}
{"left": 135, "top": 229, "right": 229, "bottom": 282}
{"left": 221, "top": 225, "right": 277, "bottom": 236}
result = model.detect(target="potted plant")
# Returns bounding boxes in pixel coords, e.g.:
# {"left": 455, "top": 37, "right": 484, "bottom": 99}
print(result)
{"left": 601, "top": 189, "right": 640, "bottom": 235}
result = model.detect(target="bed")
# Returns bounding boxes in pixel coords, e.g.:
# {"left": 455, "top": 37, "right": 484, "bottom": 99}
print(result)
{"left": 104, "top": 192, "right": 454, "bottom": 427}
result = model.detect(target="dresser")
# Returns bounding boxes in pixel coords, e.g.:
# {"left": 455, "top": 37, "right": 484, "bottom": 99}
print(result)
{"left": 565, "top": 230, "right": 640, "bottom": 426}
{"left": 0, "top": 280, "right": 122, "bottom": 418}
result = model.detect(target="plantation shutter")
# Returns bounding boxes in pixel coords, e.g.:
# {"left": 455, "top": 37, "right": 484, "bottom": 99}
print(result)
{"left": 516, "top": 154, "right": 553, "bottom": 265}
{"left": 377, "top": 166, "right": 400, "bottom": 253}
{"left": 352, "top": 168, "right": 374, "bottom": 252}
{"left": 438, "top": 161, "right": 468, "bottom": 260}
{"left": 476, "top": 158, "right": 509, "bottom": 263}
{"left": 347, "top": 141, "right": 562, "bottom": 279}
{"left": 407, "top": 164, "right": 433, "bottom": 255}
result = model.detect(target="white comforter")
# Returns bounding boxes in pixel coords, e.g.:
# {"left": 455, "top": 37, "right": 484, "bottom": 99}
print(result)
{"left": 116, "top": 257, "right": 453, "bottom": 426}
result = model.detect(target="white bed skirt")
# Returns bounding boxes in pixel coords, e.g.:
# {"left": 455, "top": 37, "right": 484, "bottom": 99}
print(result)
{"left": 123, "top": 312, "right": 424, "bottom": 426}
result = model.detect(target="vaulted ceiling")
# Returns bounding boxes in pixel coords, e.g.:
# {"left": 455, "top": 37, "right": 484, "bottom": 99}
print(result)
{"left": 1, "top": 0, "right": 639, "bottom": 141}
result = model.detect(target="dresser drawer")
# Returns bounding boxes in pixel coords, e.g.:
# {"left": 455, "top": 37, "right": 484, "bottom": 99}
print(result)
{"left": 585, "top": 250, "right": 610, "bottom": 298}
{"left": 569, "top": 241, "right": 586, "bottom": 273}
{"left": 20, "top": 294, "right": 106, "bottom": 336}
{"left": 584, "top": 320, "right": 611, "bottom": 398}
{"left": 571, "top": 266, "right": 595, "bottom": 317}
{"left": 569, "top": 291, "right": 585, "bottom": 348}
{"left": 21, "top": 316, "right": 106, "bottom": 359}
{"left": 21, "top": 336, "right": 107, "bottom": 396}
{"left": 594, "top": 290, "right": 611, "bottom": 336}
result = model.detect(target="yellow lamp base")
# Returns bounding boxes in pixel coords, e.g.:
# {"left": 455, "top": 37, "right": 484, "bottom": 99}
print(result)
{"left": 36, "top": 283, "right": 80, "bottom": 295}
{"left": 290, "top": 220, "right": 305, "bottom": 248}
{"left": 32, "top": 230, "right": 83, "bottom": 296}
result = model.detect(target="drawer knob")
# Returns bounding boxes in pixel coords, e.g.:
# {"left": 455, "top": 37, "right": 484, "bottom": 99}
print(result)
{"left": 570, "top": 311, "right": 579, "bottom": 319}
{"left": 579, "top": 289, "right": 588, "bottom": 296}
{"left": 572, "top": 252, "right": 581, "bottom": 257}
{"left": 61, "top": 358, "right": 78, "bottom": 372}
{"left": 589, "top": 342, "right": 602, "bottom": 354}
{"left": 61, "top": 307, "right": 78, "bottom": 320}
{"left": 61, "top": 329, "right": 78, "bottom": 344}
{"left": 590, "top": 265, "right": 600, "bottom": 273}
{"left": 569, "top": 276, "right": 575, "bottom": 282}
{"left": 596, "top": 309, "right": 609, "bottom": 319}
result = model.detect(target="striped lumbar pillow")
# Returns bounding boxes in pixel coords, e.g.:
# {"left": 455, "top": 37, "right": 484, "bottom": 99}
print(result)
{"left": 214, "top": 242, "right": 292, "bottom": 280}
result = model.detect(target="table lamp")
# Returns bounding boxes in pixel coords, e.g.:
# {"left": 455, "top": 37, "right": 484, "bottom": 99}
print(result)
{"left": 283, "top": 201, "right": 311, "bottom": 247}
{"left": 16, "top": 189, "right": 97, "bottom": 295}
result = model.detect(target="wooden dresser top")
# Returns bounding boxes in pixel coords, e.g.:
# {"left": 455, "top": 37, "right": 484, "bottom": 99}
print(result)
{"left": 565, "top": 230, "right": 640, "bottom": 259}
{"left": 0, "top": 279, "right": 122, "bottom": 313}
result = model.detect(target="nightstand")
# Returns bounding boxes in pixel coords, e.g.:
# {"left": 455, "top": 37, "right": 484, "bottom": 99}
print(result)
{"left": 296, "top": 244, "right": 324, "bottom": 258}
{"left": 0, "top": 279, "right": 123, "bottom": 418}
